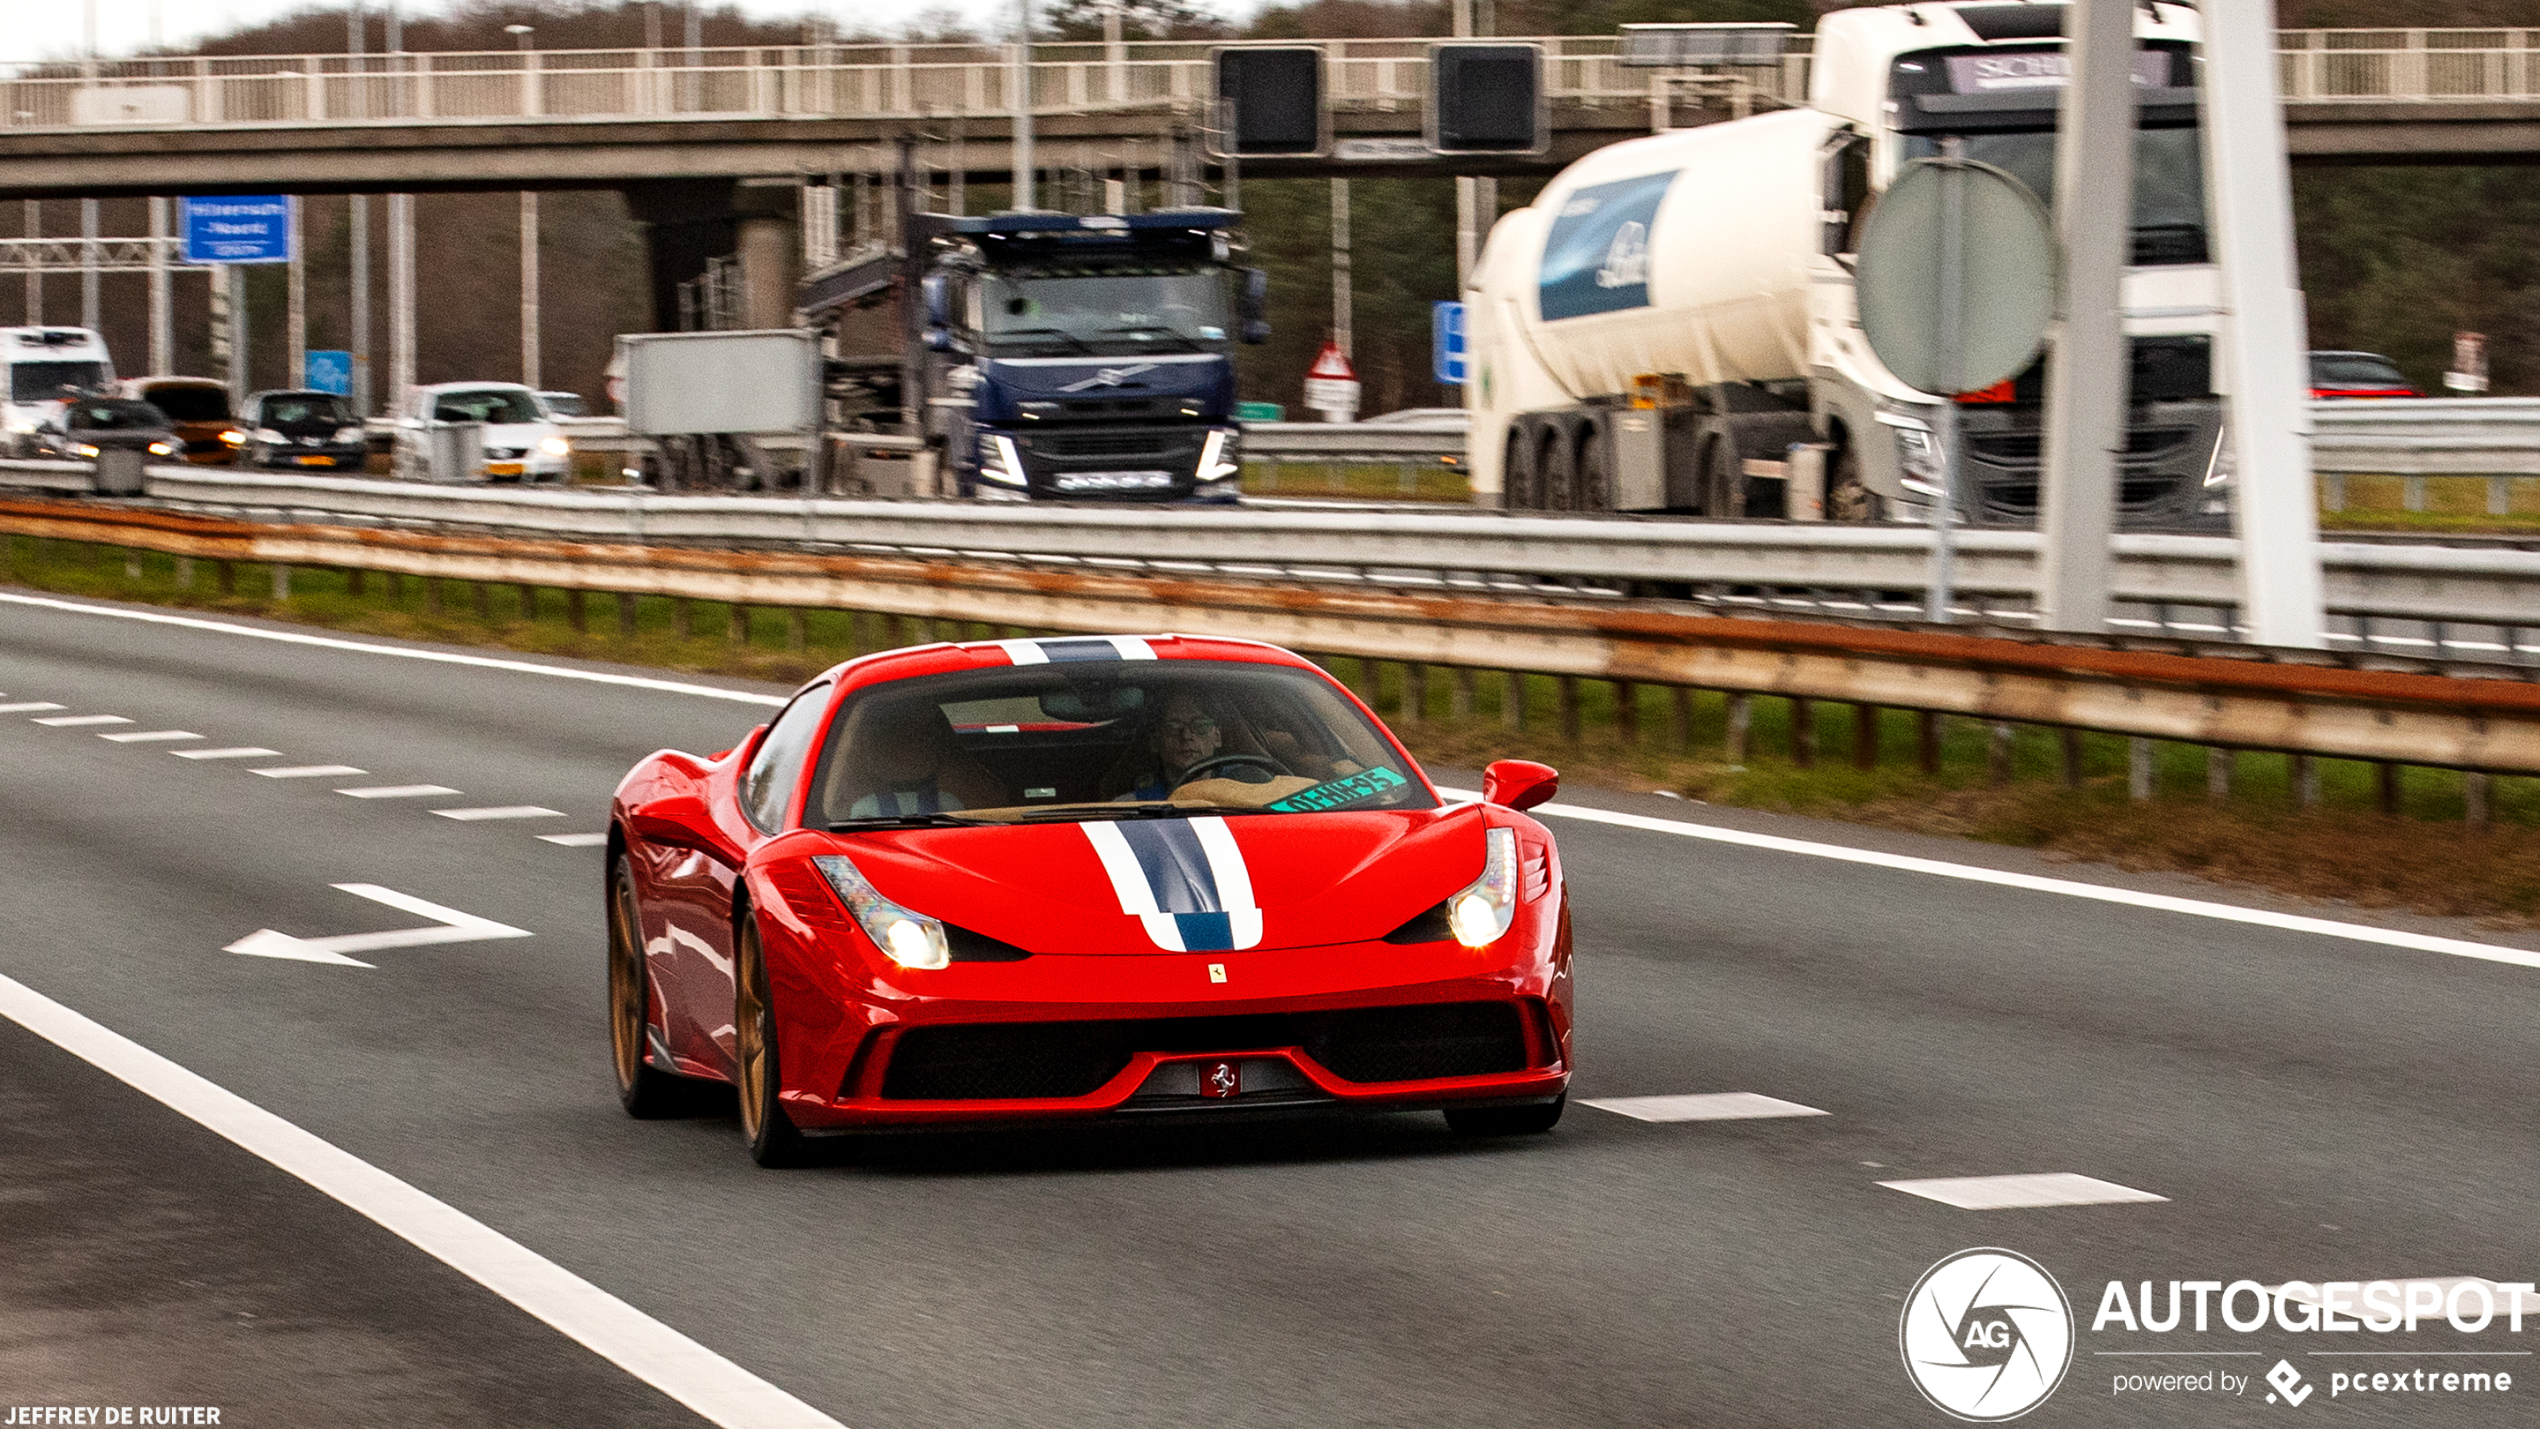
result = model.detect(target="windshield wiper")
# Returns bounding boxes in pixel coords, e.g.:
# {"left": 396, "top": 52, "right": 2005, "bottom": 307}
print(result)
{"left": 827, "top": 812, "right": 988, "bottom": 831}
{"left": 989, "top": 327, "right": 1094, "bottom": 354}
{"left": 1101, "top": 326, "right": 1206, "bottom": 352}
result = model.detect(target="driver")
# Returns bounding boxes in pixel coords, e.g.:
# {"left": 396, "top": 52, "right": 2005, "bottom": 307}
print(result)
{"left": 1116, "top": 690, "right": 1239, "bottom": 801}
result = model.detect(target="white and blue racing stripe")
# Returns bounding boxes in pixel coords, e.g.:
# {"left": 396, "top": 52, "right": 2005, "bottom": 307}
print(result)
{"left": 1081, "top": 816, "right": 1262, "bottom": 952}
{"left": 994, "top": 636, "right": 1157, "bottom": 665}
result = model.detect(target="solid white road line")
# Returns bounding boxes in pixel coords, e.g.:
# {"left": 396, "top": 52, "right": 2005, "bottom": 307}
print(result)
{"left": 173, "top": 746, "right": 282, "bottom": 760}
{"left": 253, "top": 764, "right": 368, "bottom": 779}
{"left": 339, "top": 784, "right": 461, "bottom": 799}
{"left": 1432, "top": 789, "right": 2540, "bottom": 974}
{"left": 538, "top": 832, "right": 611, "bottom": 847}
{"left": 100, "top": 730, "right": 203, "bottom": 743}
{"left": 0, "top": 591, "right": 787, "bottom": 707}
{"left": 1880, "top": 1173, "right": 2168, "bottom": 1210}
{"left": 33, "top": 714, "right": 132, "bottom": 727}
{"left": 0, "top": 701, "right": 67, "bottom": 713}
{"left": 0, "top": 972, "right": 848, "bottom": 1429}
{"left": 433, "top": 806, "right": 566, "bottom": 822}
{"left": 1587, "top": 1093, "right": 1831, "bottom": 1122}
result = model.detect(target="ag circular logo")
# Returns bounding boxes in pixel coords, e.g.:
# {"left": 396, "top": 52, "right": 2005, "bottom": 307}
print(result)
{"left": 1900, "top": 1248, "right": 2074, "bottom": 1421}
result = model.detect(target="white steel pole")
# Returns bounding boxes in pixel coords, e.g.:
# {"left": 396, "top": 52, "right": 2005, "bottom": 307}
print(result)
{"left": 2036, "top": 0, "right": 2136, "bottom": 633}
{"left": 287, "top": 195, "right": 306, "bottom": 386}
{"left": 23, "top": 201, "right": 39, "bottom": 323}
{"left": 148, "top": 198, "right": 171, "bottom": 373}
{"left": 389, "top": 192, "right": 415, "bottom": 410}
{"left": 520, "top": 191, "right": 541, "bottom": 390}
{"left": 226, "top": 265, "right": 248, "bottom": 410}
{"left": 80, "top": 198, "right": 100, "bottom": 333}
{"left": 1013, "top": 0, "right": 1035, "bottom": 210}
{"left": 2202, "top": 0, "right": 2324, "bottom": 648}
{"left": 1331, "top": 178, "right": 1352, "bottom": 361}
{"left": 349, "top": 196, "right": 371, "bottom": 414}
{"left": 1453, "top": 0, "right": 1476, "bottom": 290}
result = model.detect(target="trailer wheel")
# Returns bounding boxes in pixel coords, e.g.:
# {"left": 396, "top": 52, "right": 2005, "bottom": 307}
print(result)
{"left": 1542, "top": 429, "right": 1578, "bottom": 512}
{"left": 1575, "top": 427, "right": 1613, "bottom": 512}
{"left": 1503, "top": 431, "right": 1537, "bottom": 510}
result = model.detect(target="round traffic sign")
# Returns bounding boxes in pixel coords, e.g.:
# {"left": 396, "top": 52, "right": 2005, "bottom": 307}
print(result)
{"left": 1854, "top": 158, "right": 2057, "bottom": 397}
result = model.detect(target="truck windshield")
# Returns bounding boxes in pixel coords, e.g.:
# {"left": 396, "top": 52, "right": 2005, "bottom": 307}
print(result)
{"left": 11, "top": 360, "right": 108, "bottom": 402}
{"left": 1903, "top": 127, "right": 2208, "bottom": 264}
{"left": 978, "top": 267, "right": 1230, "bottom": 353}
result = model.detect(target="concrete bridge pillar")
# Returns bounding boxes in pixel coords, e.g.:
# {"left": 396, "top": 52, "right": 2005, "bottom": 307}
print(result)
{"left": 732, "top": 181, "right": 801, "bottom": 331}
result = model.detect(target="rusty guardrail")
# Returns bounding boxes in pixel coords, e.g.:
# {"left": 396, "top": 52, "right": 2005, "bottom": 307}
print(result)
{"left": 6, "top": 495, "right": 2538, "bottom": 787}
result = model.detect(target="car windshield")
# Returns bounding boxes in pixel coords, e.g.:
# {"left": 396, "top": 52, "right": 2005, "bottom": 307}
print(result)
{"left": 808, "top": 658, "right": 1433, "bottom": 828}
{"left": 431, "top": 388, "right": 542, "bottom": 424}
{"left": 541, "top": 392, "right": 586, "bottom": 416}
{"left": 11, "top": 360, "right": 108, "bottom": 403}
{"left": 2312, "top": 354, "right": 2410, "bottom": 388}
{"left": 977, "top": 266, "right": 1230, "bottom": 352}
{"left": 66, "top": 399, "right": 168, "bottom": 431}
{"left": 264, "top": 394, "right": 354, "bottom": 425}
{"left": 1902, "top": 127, "right": 2208, "bottom": 264}
{"left": 147, "top": 386, "right": 230, "bottom": 422}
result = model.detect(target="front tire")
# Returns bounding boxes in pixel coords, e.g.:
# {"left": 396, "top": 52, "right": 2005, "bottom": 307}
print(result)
{"left": 609, "top": 858, "right": 689, "bottom": 1118}
{"left": 734, "top": 912, "right": 807, "bottom": 1167}
{"left": 1445, "top": 1094, "right": 1565, "bottom": 1137}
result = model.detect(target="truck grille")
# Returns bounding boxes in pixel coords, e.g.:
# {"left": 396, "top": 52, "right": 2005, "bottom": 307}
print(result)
{"left": 877, "top": 1001, "right": 1532, "bottom": 1101}
{"left": 1964, "top": 427, "right": 2195, "bottom": 468}
{"left": 1026, "top": 430, "right": 1187, "bottom": 460}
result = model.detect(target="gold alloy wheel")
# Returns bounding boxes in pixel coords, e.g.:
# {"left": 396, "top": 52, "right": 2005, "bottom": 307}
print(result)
{"left": 734, "top": 918, "right": 772, "bottom": 1145}
{"left": 608, "top": 864, "right": 647, "bottom": 1095}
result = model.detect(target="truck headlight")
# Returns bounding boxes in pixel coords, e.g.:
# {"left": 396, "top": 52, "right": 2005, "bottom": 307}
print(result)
{"left": 813, "top": 854, "right": 951, "bottom": 970}
{"left": 539, "top": 436, "right": 571, "bottom": 457}
{"left": 1876, "top": 411, "right": 1943, "bottom": 496}
{"left": 1446, "top": 828, "right": 1520, "bottom": 949}
{"left": 1197, "top": 428, "right": 1241, "bottom": 484}
{"left": 977, "top": 433, "right": 1027, "bottom": 487}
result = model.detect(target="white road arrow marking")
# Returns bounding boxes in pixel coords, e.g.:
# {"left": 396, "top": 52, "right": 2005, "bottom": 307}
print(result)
{"left": 225, "top": 883, "right": 533, "bottom": 969}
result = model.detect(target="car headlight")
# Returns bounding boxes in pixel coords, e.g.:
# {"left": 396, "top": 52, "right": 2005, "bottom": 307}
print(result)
{"left": 539, "top": 436, "right": 571, "bottom": 457}
{"left": 334, "top": 425, "right": 366, "bottom": 444}
{"left": 977, "top": 433, "right": 1027, "bottom": 487}
{"left": 812, "top": 854, "right": 950, "bottom": 970}
{"left": 1445, "top": 827, "right": 1520, "bottom": 949}
{"left": 252, "top": 427, "right": 283, "bottom": 443}
{"left": 5, "top": 417, "right": 33, "bottom": 435}
{"left": 148, "top": 440, "right": 176, "bottom": 456}
{"left": 72, "top": 442, "right": 100, "bottom": 458}
{"left": 1197, "top": 428, "right": 1241, "bottom": 483}
{"left": 219, "top": 429, "right": 246, "bottom": 445}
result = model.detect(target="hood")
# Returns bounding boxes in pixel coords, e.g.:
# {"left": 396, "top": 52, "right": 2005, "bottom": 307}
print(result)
{"left": 820, "top": 803, "right": 1486, "bottom": 955}
{"left": 976, "top": 355, "right": 1234, "bottom": 423}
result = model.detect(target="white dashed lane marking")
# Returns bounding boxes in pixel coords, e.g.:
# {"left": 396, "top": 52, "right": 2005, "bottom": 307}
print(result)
{"left": 1880, "top": 1173, "right": 2168, "bottom": 1210}
{"left": 34, "top": 714, "right": 131, "bottom": 727}
{"left": 338, "top": 785, "right": 461, "bottom": 800}
{"left": 433, "top": 806, "right": 565, "bottom": 822}
{"left": 0, "top": 702, "right": 68, "bottom": 713}
{"left": 537, "top": 833, "right": 610, "bottom": 847}
{"left": 1588, "top": 1093, "right": 1831, "bottom": 1122}
{"left": 251, "top": 765, "right": 367, "bottom": 780}
{"left": 173, "top": 747, "right": 282, "bottom": 760}
{"left": 101, "top": 730, "right": 203, "bottom": 743}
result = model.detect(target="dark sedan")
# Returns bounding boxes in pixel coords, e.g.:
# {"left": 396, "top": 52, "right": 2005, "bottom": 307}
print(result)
{"left": 2310, "top": 351, "right": 2420, "bottom": 400}
{"left": 243, "top": 389, "right": 370, "bottom": 471}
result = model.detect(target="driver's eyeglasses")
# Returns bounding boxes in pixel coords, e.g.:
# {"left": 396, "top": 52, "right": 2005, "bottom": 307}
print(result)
{"left": 1159, "top": 717, "right": 1217, "bottom": 738}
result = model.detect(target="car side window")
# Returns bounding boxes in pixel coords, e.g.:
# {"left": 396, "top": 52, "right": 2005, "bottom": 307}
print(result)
{"left": 740, "top": 682, "right": 834, "bottom": 832}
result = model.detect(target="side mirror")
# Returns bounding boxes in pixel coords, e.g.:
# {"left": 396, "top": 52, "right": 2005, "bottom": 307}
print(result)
{"left": 922, "top": 273, "right": 950, "bottom": 328}
{"left": 1240, "top": 267, "right": 1269, "bottom": 323}
{"left": 1241, "top": 319, "right": 1272, "bottom": 345}
{"left": 924, "top": 325, "right": 954, "bottom": 352}
{"left": 1482, "top": 758, "right": 1558, "bottom": 812}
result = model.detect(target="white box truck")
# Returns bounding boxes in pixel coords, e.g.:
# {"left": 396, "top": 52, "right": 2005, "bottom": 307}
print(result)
{"left": 1465, "top": 1, "right": 2229, "bottom": 529}
{"left": 2, "top": 327, "right": 115, "bottom": 457}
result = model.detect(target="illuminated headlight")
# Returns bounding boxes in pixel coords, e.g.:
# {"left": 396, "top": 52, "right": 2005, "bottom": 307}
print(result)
{"left": 72, "top": 442, "right": 100, "bottom": 458}
{"left": 148, "top": 440, "right": 176, "bottom": 456}
{"left": 1445, "top": 827, "right": 1521, "bottom": 949}
{"left": 812, "top": 854, "right": 950, "bottom": 970}
{"left": 5, "top": 418, "right": 33, "bottom": 435}
{"left": 1876, "top": 411, "right": 1944, "bottom": 496}
{"left": 1197, "top": 428, "right": 1241, "bottom": 483}
{"left": 253, "top": 427, "right": 285, "bottom": 443}
{"left": 333, "top": 426, "right": 365, "bottom": 444}
{"left": 538, "top": 436, "right": 571, "bottom": 457}
{"left": 977, "top": 433, "right": 1027, "bottom": 487}
{"left": 219, "top": 429, "right": 246, "bottom": 445}
{"left": 2203, "top": 421, "right": 2235, "bottom": 488}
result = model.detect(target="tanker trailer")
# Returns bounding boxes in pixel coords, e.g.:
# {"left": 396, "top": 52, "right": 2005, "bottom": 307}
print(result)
{"left": 1465, "top": 0, "right": 2230, "bottom": 531}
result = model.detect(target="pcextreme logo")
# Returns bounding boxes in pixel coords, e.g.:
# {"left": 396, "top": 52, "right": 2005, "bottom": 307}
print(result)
{"left": 1902, "top": 1248, "right": 2076, "bottom": 1421}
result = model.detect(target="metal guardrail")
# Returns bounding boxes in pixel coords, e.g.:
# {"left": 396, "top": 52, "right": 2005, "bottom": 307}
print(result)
{"left": 5, "top": 30, "right": 2531, "bottom": 135}
{"left": 5, "top": 492, "right": 2539, "bottom": 785}
{"left": 4, "top": 460, "right": 2538, "bottom": 666}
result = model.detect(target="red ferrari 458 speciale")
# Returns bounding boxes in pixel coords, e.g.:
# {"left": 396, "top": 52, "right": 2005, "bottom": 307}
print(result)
{"left": 607, "top": 633, "right": 1571, "bottom": 1164}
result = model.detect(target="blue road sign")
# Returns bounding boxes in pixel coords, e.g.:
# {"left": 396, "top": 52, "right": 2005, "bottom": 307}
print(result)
{"left": 1432, "top": 301, "right": 1467, "bottom": 385}
{"left": 181, "top": 196, "right": 293, "bottom": 264}
{"left": 305, "top": 350, "right": 352, "bottom": 396}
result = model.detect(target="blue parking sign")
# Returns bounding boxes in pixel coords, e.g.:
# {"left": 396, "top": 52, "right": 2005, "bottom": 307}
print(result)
{"left": 182, "top": 196, "right": 293, "bottom": 264}
{"left": 1432, "top": 301, "right": 1467, "bottom": 385}
{"left": 305, "top": 350, "right": 352, "bottom": 396}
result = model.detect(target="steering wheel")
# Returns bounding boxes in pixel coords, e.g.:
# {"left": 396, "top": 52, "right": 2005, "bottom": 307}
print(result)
{"left": 1175, "top": 753, "right": 1282, "bottom": 785}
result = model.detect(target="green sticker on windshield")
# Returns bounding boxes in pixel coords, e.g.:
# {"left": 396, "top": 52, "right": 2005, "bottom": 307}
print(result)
{"left": 1265, "top": 765, "right": 1409, "bottom": 813}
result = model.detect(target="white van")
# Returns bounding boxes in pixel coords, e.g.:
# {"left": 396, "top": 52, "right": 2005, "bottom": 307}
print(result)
{"left": 2, "top": 327, "right": 115, "bottom": 456}
{"left": 395, "top": 381, "right": 571, "bottom": 482}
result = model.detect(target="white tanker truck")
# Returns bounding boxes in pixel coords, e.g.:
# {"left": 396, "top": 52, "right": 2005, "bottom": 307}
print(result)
{"left": 1465, "top": 0, "right": 2230, "bottom": 529}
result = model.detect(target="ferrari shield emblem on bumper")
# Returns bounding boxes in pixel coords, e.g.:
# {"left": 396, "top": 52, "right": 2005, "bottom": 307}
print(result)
{"left": 1202, "top": 1061, "right": 1240, "bottom": 1099}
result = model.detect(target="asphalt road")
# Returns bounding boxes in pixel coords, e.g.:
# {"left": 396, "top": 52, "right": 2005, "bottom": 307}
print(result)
{"left": 5, "top": 588, "right": 2538, "bottom": 1429}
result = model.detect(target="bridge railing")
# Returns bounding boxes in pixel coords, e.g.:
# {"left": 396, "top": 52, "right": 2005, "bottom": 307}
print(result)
{"left": 2279, "top": 29, "right": 2540, "bottom": 102}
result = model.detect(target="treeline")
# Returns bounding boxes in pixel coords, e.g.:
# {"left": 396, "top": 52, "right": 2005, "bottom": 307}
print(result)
{"left": 10, "top": 0, "right": 2533, "bottom": 409}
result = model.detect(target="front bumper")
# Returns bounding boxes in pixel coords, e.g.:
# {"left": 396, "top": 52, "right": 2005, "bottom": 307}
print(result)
{"left": 254, "top": 442, "right": 368, "bottom": 470}
{"left": 973, "top": 422, "right": 1242, "bottom": 503}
